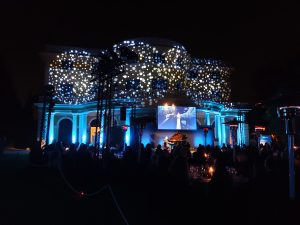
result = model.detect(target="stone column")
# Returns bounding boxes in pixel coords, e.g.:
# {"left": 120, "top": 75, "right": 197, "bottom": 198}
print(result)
{"left": 236, "top": 116, "right": 241, "bottom": 146}
{"left": 215, "top": 114, "right": 222, "bottom": 146}
{"left": 241, "top": 114, "right": 246, "bottom": 146}
{"left": 205, "top": 112, "right": 210, "bottom": 126}
{"left": 72, "top": 114, "right": 78, "bottom": 143}
{"left": 221, "top": 116, "right": 226, "bottom": 145}
{"left": 125, "top": 109, "right": 131, "bottom": 146}
{"left": 79, "top": 113, "right": 88, "bottom": 144}
{"left": 48, "top": 113, "right": 55, "bottom": 144}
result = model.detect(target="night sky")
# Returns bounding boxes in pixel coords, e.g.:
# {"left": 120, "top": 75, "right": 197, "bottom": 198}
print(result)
{"left": 1, "top": 1, "right": 300, "bottom": 106}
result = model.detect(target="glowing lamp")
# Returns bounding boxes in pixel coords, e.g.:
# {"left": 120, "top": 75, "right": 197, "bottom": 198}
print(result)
{"left": 208, "top": 166, "right": 214, "bottom": 175}
{"left": 277, "top": 106, "right": 300, "bottom": 199}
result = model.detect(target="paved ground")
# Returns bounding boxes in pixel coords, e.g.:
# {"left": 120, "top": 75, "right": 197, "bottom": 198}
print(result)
{"left": 0, "top": 149, "right": 299, "bottom": 225}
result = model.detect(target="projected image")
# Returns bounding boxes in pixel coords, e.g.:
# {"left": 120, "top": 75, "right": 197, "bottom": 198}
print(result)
{"left": 158, "top": 105, "right": 197, "bottom": 130}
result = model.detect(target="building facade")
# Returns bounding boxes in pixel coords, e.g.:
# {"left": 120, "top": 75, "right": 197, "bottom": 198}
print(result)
{"left": 36, "top": 38, "right": 250, "bottom": 148}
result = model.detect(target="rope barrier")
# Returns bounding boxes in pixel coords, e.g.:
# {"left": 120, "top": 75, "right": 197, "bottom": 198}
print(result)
{"left": 57, "top": 165, "right": 130, "bottom": 225}
{"left": 108, "top": 184, "right": 130, "bottom": 225}
{"left": 58, "top": 165, "right": 108, "bottom": 197}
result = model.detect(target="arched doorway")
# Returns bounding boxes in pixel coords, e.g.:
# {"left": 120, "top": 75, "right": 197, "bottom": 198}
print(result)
{"left": 58, "top": 118, "right": 72, "bottom": 145}
{"left": 90, "top": 119, "right": 99, "bottom": 145}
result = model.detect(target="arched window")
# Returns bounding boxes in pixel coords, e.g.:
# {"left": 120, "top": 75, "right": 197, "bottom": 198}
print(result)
{"left": 58, "top": 118, "right": 72, "bottom": 145}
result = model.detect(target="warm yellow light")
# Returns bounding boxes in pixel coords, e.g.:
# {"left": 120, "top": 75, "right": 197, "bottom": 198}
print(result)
{"left": 209, "top": 166, "right": 214, "bottom": 174}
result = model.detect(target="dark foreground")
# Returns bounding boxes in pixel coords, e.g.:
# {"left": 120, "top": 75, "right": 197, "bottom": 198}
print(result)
{"left": 0, "top": 150, "right": 299, "bottom": 225}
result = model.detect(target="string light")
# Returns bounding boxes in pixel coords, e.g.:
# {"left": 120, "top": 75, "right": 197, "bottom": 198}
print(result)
{"left": 186, "top": 59, "right": 232, "bottom": 104}
{"left": 112, "top": 40, "right": 191, "bottom": 104}
{"left": 48, "top": 50, "right": 98, "bottom": 104}
{"left": 49, "top": 40, "right": 232, "bottom": 106}
{"left": 113, "top": 40, "right": 231, "bottom": 105}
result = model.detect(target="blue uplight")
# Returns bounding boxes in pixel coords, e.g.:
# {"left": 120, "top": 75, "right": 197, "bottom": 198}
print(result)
{"left": 82, "top": 133, "right": 86, "bottom": 143}
{"left": 125, "top": 132, "right": 130, "bottom": 145}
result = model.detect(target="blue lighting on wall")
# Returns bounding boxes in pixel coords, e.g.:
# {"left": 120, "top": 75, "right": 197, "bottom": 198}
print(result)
{"left": 125, "top": 133, "right": 130, "bottom": 145}
{"left": 49, "top": 134, "right": 54, "bottom": 144}
{"left": 193, "top": 132, "right": 202, "bottom": 146}
{"left": 82, "top": 133, "right": 86, "bottom": 143}
{"left": 193, "top": 128, "right": 214, "bottom": 146}
{"left": 125, "top": 109, "right": 131, "bottom": 146}
{"left": 217, "top": 123, "right": 222, "bottom": 146}
{"left": 72, "top": 134, "right": 76, "bottom": 143}
{"left": 100, "top": 135, "right": 103, "bottom": 144}
{"left": 141, "top": 132, "right": 151, "bottom": 145}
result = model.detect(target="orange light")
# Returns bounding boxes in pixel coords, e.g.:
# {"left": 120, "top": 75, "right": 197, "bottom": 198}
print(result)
{"left": 209, "top": 166, "right": 214, "bottom": 174}
{"left": 255, "top": 126, "right": 265, "bottom": 131}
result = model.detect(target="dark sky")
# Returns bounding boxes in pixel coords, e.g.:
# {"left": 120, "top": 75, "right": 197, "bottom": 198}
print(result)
{"left": 1, "top": 1, "right": 300, "bottom": 105}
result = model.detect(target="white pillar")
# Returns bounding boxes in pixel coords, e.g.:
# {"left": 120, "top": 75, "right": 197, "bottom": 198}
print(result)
{"left": 125, "top": 109, "right": 131, "bottom": 146}
{"left": 205, "top": 112, "right": 210, "bottom": 126}
{"left": 72, "top": 114, "right": 78, "bottom": 143}
{"left": 244, "top": 123, "right": 250, "bottom": 146}
{"left": 79, "top": 113, "right": 88, "bottom": 144}
{"left": 236, "top": 116, "right": 241, "bottom": 146}
{"left": 215, "top": 114, "right": 222, "bottom": 147}
{"left": 241, "top": 114, "right": 245, "bottom": 146}
{"left": 48, "top": 113, "right": 55, "bottom": 144}
{"left": 221, "top": 116, "right": 226, "bottom": 145}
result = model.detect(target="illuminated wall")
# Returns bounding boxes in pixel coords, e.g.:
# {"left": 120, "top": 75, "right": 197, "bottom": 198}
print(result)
{"left": 41, "top": 38, "right": 249, "bottom": 148}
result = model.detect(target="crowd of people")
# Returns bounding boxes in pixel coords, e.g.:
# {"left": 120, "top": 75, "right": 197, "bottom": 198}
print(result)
{"left": 29, "top": 139, "right": 290, "bottom": 190}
